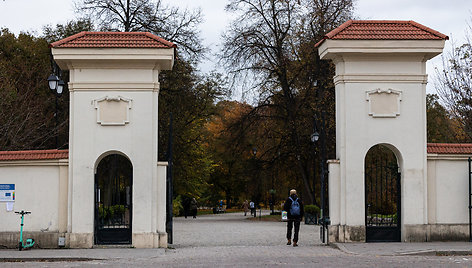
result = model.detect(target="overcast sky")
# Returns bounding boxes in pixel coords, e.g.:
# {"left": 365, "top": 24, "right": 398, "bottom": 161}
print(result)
{"left": 1, "top": 0, "right": 471, "bottom": 96}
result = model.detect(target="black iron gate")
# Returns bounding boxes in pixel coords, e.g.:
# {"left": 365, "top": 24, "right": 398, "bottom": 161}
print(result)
{"left": 95, "top": 154, "right": 133, "bottom": 244}
{"left": 365, "top": 145, "right": 401, "bottom": 242}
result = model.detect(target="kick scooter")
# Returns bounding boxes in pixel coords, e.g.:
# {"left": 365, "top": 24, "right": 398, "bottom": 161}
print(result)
{"left": 15, "top": 210, "right": 35, "bottom": 251}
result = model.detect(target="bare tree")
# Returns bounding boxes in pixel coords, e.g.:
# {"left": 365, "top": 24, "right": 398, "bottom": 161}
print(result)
{"left": 43, "top": 19, "right": 94, "bottom": 43}
{"left": 221, "top": 0, "right": 354, "bottom": 203}
{"left": 0, "top": 29, "right": 68, "bottom": 150}
{"left": 75, "top": 0, "right": 205, "bottom": 59}
{"left": 436, "top": 22, "right": 472, "bottom": 140}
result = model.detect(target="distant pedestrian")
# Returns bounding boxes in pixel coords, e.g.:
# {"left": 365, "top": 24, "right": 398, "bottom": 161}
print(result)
{"left": 242, "top": 200, "right": 249, "bottom": 216}
{"left": 190, "top": 198, "right": 198, "bottom": 218}
{"left": 249, "top": 201, "right": 256, "bottom": 217}
{"left": 183, "top": 196, "right": 190, "bottom": 219}
{"left": 283, "top": 189, "right": 304, "bottom": 247}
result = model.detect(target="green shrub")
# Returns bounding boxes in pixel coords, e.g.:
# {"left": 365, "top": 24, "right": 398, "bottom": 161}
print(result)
{"left": 98, "top": 206, "right": 108, "bottom": 219}
{"left": 304, "top": 204, "right": 320, "bottom": 215}
{"left": 173, "top": 195, "right": 183, "bottom": 216}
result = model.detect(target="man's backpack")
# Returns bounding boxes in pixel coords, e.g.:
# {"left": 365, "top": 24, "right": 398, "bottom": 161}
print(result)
{"left": 249, "top": 201, "right": 255, "bottom": 209}
{"left": 289, "top": 197, "right": 300, "bottom": 216}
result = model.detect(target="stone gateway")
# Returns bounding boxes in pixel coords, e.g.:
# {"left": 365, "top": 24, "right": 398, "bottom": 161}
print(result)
{"left": 317, "top": 20, "right": 470, "bottom": 242}
{"left": 0, "top": 32, "right": 175, "bottom": 248}
{"left": 0, "top": 22, "right": 471, "bottom": 248}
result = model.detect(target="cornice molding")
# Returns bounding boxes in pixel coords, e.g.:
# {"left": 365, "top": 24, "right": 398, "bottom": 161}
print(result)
{"left": 0, "top": 159, "right": 69, "bottom": 167}
{"left": 69, "top": 82, "right": 160, "bottom": 92}
{"left": 427, "top": 154, "right": 472, "bottom": 161}
{"left": 334, "top": 74, "right": 428, "bottom": 85}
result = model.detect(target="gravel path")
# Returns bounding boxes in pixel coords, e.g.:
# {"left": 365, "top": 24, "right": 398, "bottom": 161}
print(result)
{"left": 172, "top": 210, "right": 322, "bottom": 248}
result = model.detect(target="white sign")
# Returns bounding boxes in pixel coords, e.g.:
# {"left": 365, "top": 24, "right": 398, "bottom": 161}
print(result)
{"left": 0, "top": 184, "right": 15, "bottom": 202}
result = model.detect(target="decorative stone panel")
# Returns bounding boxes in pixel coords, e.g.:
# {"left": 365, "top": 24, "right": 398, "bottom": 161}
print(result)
{"left": 366, "top": 89, "right": 402, "bottom": 118}
{"left": 94, "top": 96, "right": 132, "bottom": 126}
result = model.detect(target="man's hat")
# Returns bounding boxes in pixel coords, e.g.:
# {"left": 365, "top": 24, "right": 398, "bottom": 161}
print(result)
{"left": 290, "top": 189, "right": 297, "bottom": 195}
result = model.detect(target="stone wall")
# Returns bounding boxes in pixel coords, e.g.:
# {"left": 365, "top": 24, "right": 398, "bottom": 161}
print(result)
{"left": 328, "top": 154, "right": 471, "bottom": 243}
{"left": 0, "top": 160, "right": 68, "bottom": 248}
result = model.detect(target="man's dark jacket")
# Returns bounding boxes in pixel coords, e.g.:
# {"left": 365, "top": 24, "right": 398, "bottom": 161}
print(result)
{"left": 283, "top": 195, "right": 304, "bottom": 220}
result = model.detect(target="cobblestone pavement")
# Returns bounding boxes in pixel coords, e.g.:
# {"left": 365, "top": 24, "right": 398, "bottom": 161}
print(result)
{"left": 1, "top": 211, "right": 471, "bottom": 267}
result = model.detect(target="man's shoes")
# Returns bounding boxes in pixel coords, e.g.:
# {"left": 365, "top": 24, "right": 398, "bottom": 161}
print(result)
{"left": 286, "top": 239, "right": 291, "bottom": 245}
{"left": 293, "top": 241, "right": 298, "bottom": 247}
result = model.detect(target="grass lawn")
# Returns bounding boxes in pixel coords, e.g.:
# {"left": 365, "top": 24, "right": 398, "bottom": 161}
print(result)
{"left": 247, "top": 214, "right": 282, "bottom": 222}
{"left": 197, "top": 209, "right": 214, "bottom": 215}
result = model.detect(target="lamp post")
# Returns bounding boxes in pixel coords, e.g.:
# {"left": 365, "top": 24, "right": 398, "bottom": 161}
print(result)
{"left": 166, "top": 113, "right": 174, "bottom": 244}
{"left": 269, "top": 189, "right": 276, "bottom": 215}
{"left": 312, "top": 112, "right": 328, "bottom": 243}
{"left": 252, "top": 147, "right": 261, "bottom": 218}
{"left": 252, "top": 147, "right": 258, "bottom": 201}
{"left": 311, "top": 118, "right": 319, "bottom": 207}
{"left": 47, "top": 69, "right": 64, "bottom": 149}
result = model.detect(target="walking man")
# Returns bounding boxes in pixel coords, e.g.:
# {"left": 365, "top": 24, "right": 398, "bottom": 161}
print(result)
{"left": 283, "top": 189, "right": 304, "bottom": 247}
{"left": 190, "top": 198, "right": 198, "bottom": 218}
{"left": 249, "top": 201, "right": 255, "bottom": 217}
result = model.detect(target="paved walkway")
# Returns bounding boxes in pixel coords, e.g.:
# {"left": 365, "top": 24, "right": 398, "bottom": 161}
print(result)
{"left": 172, "top": 210, "right": 321, "bottom": 248}
{"left": 0, "top": 211, "right": 471, "bottom": 267}
{"left": 334, "top": 241, "right": 472, "bottom": 256}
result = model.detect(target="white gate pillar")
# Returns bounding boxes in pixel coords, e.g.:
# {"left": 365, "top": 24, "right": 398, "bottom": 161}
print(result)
{"left": 317, "top": 20, "right": 447, "bottom": 242}
{"left": 51, "top": 32, "right": 175, "bottom": 248}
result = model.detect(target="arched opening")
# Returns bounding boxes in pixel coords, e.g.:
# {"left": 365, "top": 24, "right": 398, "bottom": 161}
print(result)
{"left": 94, "top": 153, "right": 133, "bottom": 244}
{"left": 365, "top": 144, "right": 401, "bottom": 242}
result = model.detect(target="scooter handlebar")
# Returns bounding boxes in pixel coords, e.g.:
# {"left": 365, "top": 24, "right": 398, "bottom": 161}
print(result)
{"left": 14, "top": 211, "right": 31, "bottom": 215}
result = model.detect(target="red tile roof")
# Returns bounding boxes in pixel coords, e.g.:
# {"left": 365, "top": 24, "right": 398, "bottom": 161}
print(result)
{"left": 427, "top": 143, "right": 472, "bottom": 154}
{"left": 0, "top": 144, "right": 467, "bottom": 161}
{"left": 315, "top": 20, "right": 449, "bottom": 47}
{"left": 50, "top": 32, "right": 177, "bottom": 49}
{"left": 0, "top": 149, "right": 68, "bottom": 161}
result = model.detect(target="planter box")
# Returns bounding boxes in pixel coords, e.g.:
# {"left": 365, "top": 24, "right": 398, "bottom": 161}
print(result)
{"left": 304, "top": 213, "right": 317, "bottom": 225}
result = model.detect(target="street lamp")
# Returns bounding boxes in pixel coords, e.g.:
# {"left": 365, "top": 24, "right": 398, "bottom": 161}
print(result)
{"left": 47, "top": 74, "right": 59, "bottom": 92}
{"left": 48, "top": 74, "right": 64, "bottom": 96}
{"left": 312, "top": 113, "right": 329, "bottom": 243}
{"left": 311, "top": 117, "right": 319, "bottom": 206}
{"left": 269, "top": 189, "right": 276, "bottom": 215}
{"left": 311, "top": 131, "right": 319, "bottom": 143}
{"left": 47, "top": 61, "right": 65, "bottom": 148}
{"left": 166, "top": 113, "right": 174, "bottom": 244}
{"left": 56, "top": 80, "right": 65, "bottom": 96}
{"left": 252, "top": 147, "right": 261, "bottom": 218}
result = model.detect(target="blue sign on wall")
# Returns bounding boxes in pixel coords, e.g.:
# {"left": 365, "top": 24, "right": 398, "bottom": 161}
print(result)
{"left": 0, "top": 184, "right": 15, "bottom": 202}
{"left": 0, "top": 184, "right": 14, "bottom": 190}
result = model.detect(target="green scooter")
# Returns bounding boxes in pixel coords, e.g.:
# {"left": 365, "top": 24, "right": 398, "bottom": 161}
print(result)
{"left": 15, "top": 210, "right": 35, "bottom": 251}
